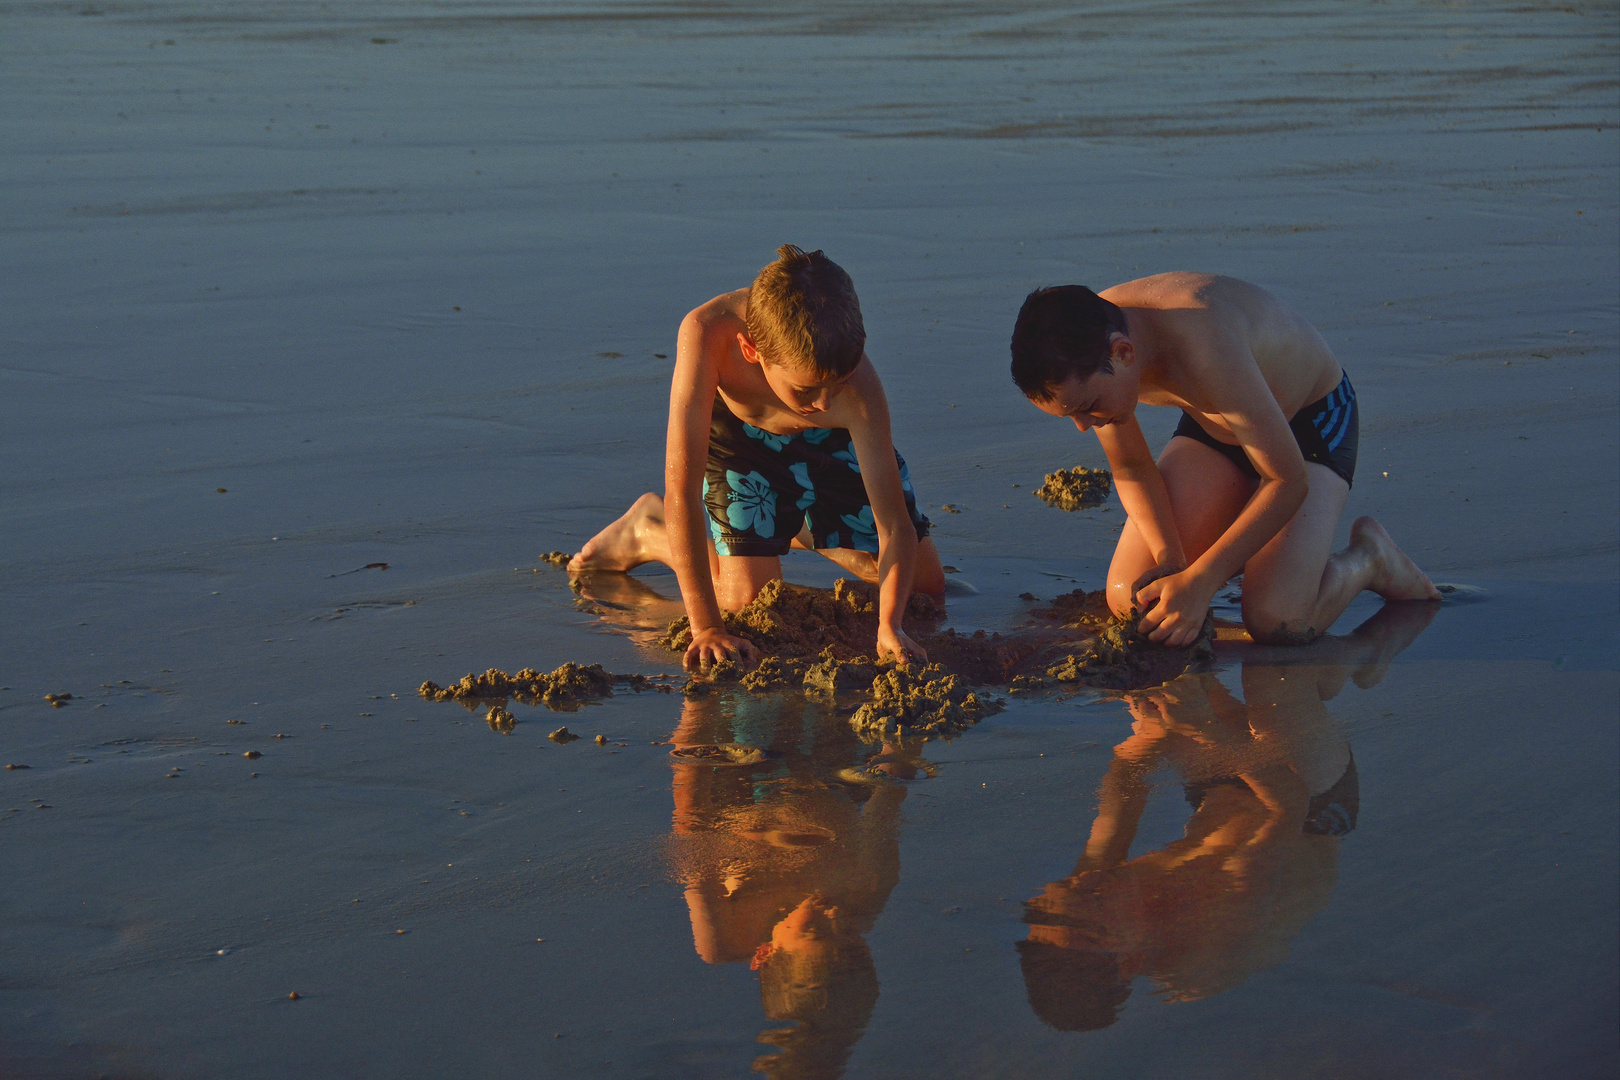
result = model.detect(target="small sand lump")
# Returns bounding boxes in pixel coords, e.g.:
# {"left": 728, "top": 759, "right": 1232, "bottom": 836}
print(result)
{"left": 1034, "top": 466, "right": 1113, "bottom": 511}
{"left": 539, "top": 551, "right": 570, "bottom": 567}
{"left": 419, "top": 663, "right": 614, "bottom": 712}
{"left": 849, "top": 664, "right": 1002, "bottom": 743}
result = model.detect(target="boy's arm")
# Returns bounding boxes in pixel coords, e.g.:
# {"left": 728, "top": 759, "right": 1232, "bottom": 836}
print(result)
{"left": 1096, "top": 413, "right": 1190, "bottom": 593}
{"left": 665, "top": 310, "right": 758, "bottom": 669}
{"left": 1134, "top": 341, "right": 1309, "bottom": 646}
{"left": 842, "top": 366, "right": 925, "bottom": 664}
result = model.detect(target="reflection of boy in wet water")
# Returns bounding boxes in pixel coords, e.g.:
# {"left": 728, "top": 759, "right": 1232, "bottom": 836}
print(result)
{"left": 1018, "top": 602, "right": 1434, "bottom": 1030}
{"left": 1011, "top": 274, "right": 1439, "bottom": 647}
{"left": 667, "top": 695, "right": 914, "bottom": 1079}
{"left": 571, "top": 245, "right": 944, "bottom": 670}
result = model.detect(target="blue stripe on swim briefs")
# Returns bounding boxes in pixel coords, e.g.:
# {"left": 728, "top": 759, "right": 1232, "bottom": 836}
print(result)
{"left": 1314, "top": 379, "right": 1356, "bottom": 451}
{"left": 1317, "top": 406, "right": 1347, "bottom": 448}
{"left": 1314, "top": 401, "right": 1343, "bottom": 439}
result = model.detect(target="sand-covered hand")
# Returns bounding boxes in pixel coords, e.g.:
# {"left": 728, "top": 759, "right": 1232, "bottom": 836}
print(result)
{"left": 683, "top": 627, "right": 758, "bottom": 671}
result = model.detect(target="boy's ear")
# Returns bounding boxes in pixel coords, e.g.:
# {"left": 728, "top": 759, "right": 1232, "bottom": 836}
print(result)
{"left": 737, "top": 332, "right": 764, "bottom": 366}
{"left": 1107, "top": 333, "right": 1135, "bottom": 370}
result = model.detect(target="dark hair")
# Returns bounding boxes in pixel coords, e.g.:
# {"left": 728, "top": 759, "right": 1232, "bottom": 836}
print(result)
{"left": 1009, "top": 285, "right": 1129, "bottom": 401}
{"left": 1016, "top": 940, "right": 1131, "bottom": 1032}
{"left": 747, "top": 244, "right": 866, "bottom": 378}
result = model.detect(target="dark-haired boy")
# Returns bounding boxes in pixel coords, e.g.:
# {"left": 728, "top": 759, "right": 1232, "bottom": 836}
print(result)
{"left": 1010, "top": 272, "right": 1438, "bottom": 647}
{"left": 572, "top": 246, "right": 944, "bottom": 669}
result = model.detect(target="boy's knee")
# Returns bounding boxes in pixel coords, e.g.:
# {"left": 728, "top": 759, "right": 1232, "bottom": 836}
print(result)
{"left": 1105, "top": 578, "right": 1136, "bottom": 619}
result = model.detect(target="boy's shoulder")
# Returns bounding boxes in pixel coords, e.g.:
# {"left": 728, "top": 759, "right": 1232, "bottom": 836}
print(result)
{"left": 1104, "top": 272, "right": 1269, "bottom": 320}
{"left": 685, "top": 288, "right": 750, "bottom": 333}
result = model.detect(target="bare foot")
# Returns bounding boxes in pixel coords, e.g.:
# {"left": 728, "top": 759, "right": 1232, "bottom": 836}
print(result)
{"left": 1350, "top": 517, "right": 1442, "bottom": 601}
{"left": 1345, "top": 597, "right": 1440, "bottom": 688}
{"left": 569, "top": 492, "right": 666, "bottom": 572}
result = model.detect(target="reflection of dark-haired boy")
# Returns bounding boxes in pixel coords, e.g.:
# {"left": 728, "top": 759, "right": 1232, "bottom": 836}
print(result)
{"left": 1018, "top": 601, "right": 1435, "bottom": 1031}
{"left": 667, "top": 693, "right": 921, "bottom": 1079}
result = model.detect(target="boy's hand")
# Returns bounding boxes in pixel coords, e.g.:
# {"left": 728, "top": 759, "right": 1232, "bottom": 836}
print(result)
{"left": 684, "top": 627, "right": 759, "bottom": 671}
{"left": 1130, "top": 558, "right": 1185, "bottom": 601}
{"left": 1134, "top": 571, "right": 1212, "bottom": 648}
{"left": 876, "top": 625, "right": 927, "bottom": 666}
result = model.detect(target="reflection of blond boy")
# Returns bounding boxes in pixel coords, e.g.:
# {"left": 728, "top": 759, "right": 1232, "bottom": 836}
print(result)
{"left": 749, "top": 897, "right": 880, "bottom": 1080}
{"left": 572, "top": 245, "right": 944, "bottom": 669}
{"left": 666, "top": 699, "right": 905, "bottom": 1078}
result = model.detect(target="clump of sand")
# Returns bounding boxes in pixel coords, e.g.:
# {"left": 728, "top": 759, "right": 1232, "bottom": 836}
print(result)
{"left": 849, "top": 664, "right": 1002, "bottom": 742}
{"left": 739, "top": 655, "right": 810, "bottom": 692}
{"left": 660, "top": 577, "right": 1018, "bottom": 687}
{"left": 1027, "top": 588, "right": 1113, "bottom": 628}
{"left": 659, "top": 578, "right": 940, "bottom": 660}
{"left": 486, "top": 704, "right": 516, "bottom": 734}
{"left": 419, "top": 662, "right": 617, "bottom": 712}
{"left": 539, "top": 551, "right": 570, "bottom": 567}
{"left": 804, "top": 649, "right": 879, "bottom": 694}
{"left": 1034, "top": 466, "right": 1112, "bottom": 511}
{"left": 420, "top": 580, "right": 1215, "bottom": 746}
{"left": 1039, "top": 608, "right": 1215, "bottom": 690}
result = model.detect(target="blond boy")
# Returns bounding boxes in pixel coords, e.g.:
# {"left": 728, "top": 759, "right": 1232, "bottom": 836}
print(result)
{"left": 572, "top": 246, "right": 944, "bottom": 668}
{"left": 1011, "top": 273, "right": 1438, "bottom": 646}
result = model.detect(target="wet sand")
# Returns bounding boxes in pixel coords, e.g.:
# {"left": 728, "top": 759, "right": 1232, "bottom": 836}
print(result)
{"left": 2, "top": 1, "right": 1617, "bottom": 1077}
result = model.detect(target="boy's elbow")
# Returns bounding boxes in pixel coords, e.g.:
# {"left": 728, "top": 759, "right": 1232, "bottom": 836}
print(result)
{"left": 1280, "top": 471, "right": 1309, "bottom": 513}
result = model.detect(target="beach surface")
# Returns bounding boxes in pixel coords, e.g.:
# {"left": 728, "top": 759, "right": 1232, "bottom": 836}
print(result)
{"left": 2, "top": 1, "right": 1616, "bottom": 1077}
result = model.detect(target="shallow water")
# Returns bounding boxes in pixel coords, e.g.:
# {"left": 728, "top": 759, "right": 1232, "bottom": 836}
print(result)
{"left": 2, "top": 1, "right": 1617, "bottom": 1077}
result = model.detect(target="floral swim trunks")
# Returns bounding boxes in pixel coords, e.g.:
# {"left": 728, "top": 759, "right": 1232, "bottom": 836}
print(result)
{"left": 703, "top": 396, "right": 931, "bottom": 558}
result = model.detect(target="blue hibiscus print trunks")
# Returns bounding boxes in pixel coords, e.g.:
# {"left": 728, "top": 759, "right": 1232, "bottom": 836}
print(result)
{"left": 702, "top": 395, "right": 931, "bottom": 558}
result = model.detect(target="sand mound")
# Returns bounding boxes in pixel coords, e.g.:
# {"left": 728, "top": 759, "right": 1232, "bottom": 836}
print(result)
{"left": 661, "top": 577, "right": 1018, "bottom": 688}
{"left": 739, "top": 655, "right": 810, "bottom": 692}
{"left": 658, "top": 578, "right": 940, "bottom": 660}
{"left": 1034, "top": 466, "right": 1112, "bottom": 511}
{"left": 418, "top": 583, "right": 1214, "bottom": 745}
{"left": 419, "top": 662, "right": 617, "bottom": 712}
{"left": 849, "top": 664, "right": 1002, "bottom": 742}
{"left": 804, "top": 649, "right": 879, "bottom": 694}
{"left": 1031, "top": 609, "right": 1216, "bottom": 691}
{"left": 1028, "top": 588, "right": 1113, "bottom": 628}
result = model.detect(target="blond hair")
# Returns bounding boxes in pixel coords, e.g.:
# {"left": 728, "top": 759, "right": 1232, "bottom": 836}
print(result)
{"left": 745, "top": 245, "right": 866, "bottom": 377}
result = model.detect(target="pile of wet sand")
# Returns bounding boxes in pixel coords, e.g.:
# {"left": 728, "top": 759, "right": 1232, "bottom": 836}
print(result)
{"left": 660, "top": 579, "right": 1212, "bottom": 740}
{"left": 1013, "top": 604, "right": 1217, "bottom": 695}
{"left": 1034, "top": 466, "right": 1113, "bottom": 511}
{"left": 419, "top": 662, "right": 619, "bottom": 709}
{"left": 418, "top": 581, "right": 1212, "bottom": 744}
{"left": 417, "top": 664, "right": 675, "bottom": 731}
{"left": 849, "top": 664, "right": 1001, "bottom": 742}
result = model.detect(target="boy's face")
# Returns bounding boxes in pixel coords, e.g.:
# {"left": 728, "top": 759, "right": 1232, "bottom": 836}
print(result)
{"left": 739, "top": 333, "right": 854, "bottom": 416}
{"left": 1030, "top": 335, "right": 1140, "bottom": 432}
{"left": 1032, "top": 368, "right": 1138, "bottom": 432}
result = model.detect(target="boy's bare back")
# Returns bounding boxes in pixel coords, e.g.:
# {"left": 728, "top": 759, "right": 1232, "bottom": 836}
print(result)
{"left": 1099, "top": 273, "right": 1343, "bottom": 438}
